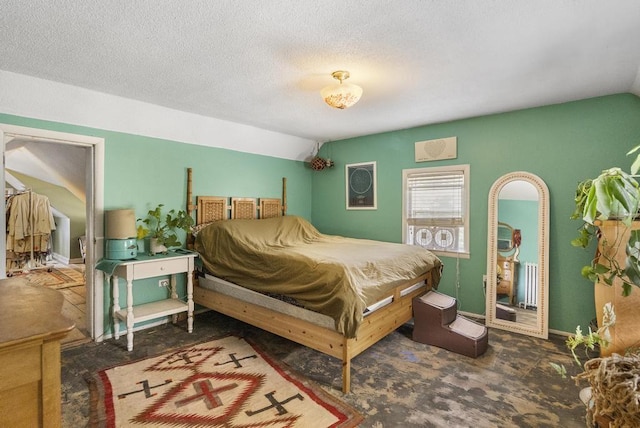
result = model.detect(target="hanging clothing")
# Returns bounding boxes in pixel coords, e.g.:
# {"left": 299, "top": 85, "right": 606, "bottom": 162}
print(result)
{"left": 6, "top": 192, "right": 56, "bottom": 253}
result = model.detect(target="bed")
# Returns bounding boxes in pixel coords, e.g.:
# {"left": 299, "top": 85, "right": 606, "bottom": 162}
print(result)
{"left": 186, "top": 168, "right": 442, "bottom": 393}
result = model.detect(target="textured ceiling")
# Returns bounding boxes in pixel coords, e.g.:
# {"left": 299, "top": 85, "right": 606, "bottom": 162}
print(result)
{"left": 1, "top": 1, "right": 640, "bottom": 143}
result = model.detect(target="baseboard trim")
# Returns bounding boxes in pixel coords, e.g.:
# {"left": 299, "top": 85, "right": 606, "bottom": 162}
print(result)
{"left": 52, "top": 253, "right": 70, "bottom": 265}
{"left": 51, "top": 253, "right": 84, "bottom": 265}
{"left": 458, "top": 310, "right": 573, "bottom": 337}
{"left": 459, "top": 310, "right": 485, "bottom": 321}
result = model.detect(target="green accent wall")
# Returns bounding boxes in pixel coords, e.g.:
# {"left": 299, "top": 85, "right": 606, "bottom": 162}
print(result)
{"left": 4, "top": 93, "right": 640, "bottom": 337}
{"left": 1, "top": 113, "right": 313, "bottom": 337}
{"left": 312, "top": 93, "right": 640, "bottom": 334}
{"left": 0, "top": 113, "right": 313, "bottom": 218}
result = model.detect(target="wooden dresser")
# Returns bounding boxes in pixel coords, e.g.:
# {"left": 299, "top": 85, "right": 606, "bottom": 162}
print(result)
{"left": 0, "top": 278, "right": 75, "bottom": 428}
{"left": 496, "top": 255, "right": 518, "bottom": 305}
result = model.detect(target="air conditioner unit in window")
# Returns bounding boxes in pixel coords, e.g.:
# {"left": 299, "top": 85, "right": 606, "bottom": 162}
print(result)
{"left": 432, "top": 227, "right": 457, "bottom": 250}
{"left": 414, "top": 228, "right": 433, "bottom": 247}
{"left": 412, "top": 227, "right": 458, "bottom": 251}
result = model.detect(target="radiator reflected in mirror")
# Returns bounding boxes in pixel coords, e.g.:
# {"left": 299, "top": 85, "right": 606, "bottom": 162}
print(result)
{"left": 486, "top": 172, "right": 549, "bottom": 339}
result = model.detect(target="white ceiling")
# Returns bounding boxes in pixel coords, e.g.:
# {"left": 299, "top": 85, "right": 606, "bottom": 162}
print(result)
{"left": 5, "top": 137, "right": 87, "bottom": 202}
{"left": 1, "top": 1, "right": 640, "bottom": 143}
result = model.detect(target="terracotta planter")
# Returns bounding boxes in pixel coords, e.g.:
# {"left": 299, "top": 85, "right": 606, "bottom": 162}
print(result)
{"left": 594, "top": 220, "right": 640, "bottom": 356}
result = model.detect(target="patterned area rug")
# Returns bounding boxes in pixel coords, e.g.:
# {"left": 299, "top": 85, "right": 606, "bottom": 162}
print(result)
{"left": 86, "top": 336, "right": 362, "bottom": 427}
{"left": 15, "top": 266, "right": 85, "bottom": 289}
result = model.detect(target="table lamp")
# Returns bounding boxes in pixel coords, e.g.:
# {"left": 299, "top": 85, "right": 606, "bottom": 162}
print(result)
{"left": 105, "top": 209, "right": 138, "bottom": 260}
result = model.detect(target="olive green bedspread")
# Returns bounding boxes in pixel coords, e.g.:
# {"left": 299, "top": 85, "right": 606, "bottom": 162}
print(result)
{"left": 195, "top": 215, "right": 442, "bottom": 337}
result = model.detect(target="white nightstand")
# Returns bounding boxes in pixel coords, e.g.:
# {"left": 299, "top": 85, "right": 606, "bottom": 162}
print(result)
{"left": 97, "top": 251, "right": 197, "bottom": 351}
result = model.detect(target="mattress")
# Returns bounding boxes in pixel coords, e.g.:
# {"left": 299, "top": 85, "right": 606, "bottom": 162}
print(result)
{"left": 198, "top": 273, "right": 428, "bottom": 331}
{"left": 195, "top": 215, "right": 442, "bottom": 337}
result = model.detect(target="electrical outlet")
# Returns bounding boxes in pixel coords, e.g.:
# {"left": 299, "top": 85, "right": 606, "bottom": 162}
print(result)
{"left": 158, "top": 279, "right": 170, "bottom": 287}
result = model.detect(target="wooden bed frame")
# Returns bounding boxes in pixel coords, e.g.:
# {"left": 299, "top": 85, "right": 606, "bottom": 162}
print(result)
{"left": 185, "top": 168, "right": 438, "bottom": 393}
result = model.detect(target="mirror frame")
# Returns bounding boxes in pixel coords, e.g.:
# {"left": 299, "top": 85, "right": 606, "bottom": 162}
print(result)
{"left": 486, "top": 171, "right": 549, "bottom": 339}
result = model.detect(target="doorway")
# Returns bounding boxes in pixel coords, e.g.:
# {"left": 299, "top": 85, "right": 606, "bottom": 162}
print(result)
{"left": 1, "top": 123, "right": 105, "bottom": 342}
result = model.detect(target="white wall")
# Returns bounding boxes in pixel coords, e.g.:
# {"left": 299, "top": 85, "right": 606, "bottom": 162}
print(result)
{"left": 52, "top": 214, "right": 70, "bottom": 262}
{"left": 0, "top": 70, "right": 316, "bottom": 161}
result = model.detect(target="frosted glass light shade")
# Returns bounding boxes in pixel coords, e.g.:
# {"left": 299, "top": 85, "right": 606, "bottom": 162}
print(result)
{"left": 105, "top": 209, "right": 137, "bottom": 239}
{"left": 320, "top": 70, "right": 363, "bottom": 109}
{"left": 321, "top": 83, "right": 363, "bottom": 109}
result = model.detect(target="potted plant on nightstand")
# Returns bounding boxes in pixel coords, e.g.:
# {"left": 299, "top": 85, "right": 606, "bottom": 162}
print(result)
{"left": 137, "top": 204, "right": 194, "bottom": 254}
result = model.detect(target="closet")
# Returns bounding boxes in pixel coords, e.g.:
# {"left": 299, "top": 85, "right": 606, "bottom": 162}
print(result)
{"left": 5, "top": 189, "right": 56, "bottom": 274}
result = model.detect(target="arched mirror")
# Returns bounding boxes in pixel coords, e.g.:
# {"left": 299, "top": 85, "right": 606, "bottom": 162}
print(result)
{"left": 486, "top": 172, "right": 549, "bottom": 338}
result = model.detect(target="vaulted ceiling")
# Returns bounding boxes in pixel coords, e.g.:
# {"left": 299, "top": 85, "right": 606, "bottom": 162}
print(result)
{"left": 2, "top": 1, "right": 639, "bottom": 144}
{"left": 5, "top": 137, "right": 87, "bottom": 203}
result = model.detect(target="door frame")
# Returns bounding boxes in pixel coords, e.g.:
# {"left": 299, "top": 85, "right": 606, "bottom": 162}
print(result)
{"left": 1, "top": 123, "right": 105, "bottom": 341}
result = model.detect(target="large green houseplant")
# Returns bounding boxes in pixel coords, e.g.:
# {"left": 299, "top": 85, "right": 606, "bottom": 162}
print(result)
{"left": 571, "top": 146, "right": 640, "bottom": 297}
{"left": 564, "top": 147, "right": 640, "bottom": 426}
{"left": 137, "top": 204, "right": 194, "bottom": 254}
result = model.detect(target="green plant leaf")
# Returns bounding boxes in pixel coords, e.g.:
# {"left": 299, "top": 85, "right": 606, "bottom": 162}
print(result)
{"left": 624, "top": 229, "right": 640, "bottom": 290}
{"left": 613, "top": 176, "right": 640, "bottom": 220}
{"left": 549, "top": 362, "right": 567, "bottom": 379}
{"left": 136, "top": 225, "right": 148, "bottom": 240}
{"left": 628, "top": 144, "right": 640, "bottom": 175}
{"left": 571, "top": 179, "right": 592, "bottom": 220}
{"left": 570, "top": 238, "right": 585, "bottom": 247}
{"left": 571, "top": 226, "right": 593, "bottom": 248}
{"left": 580, "top": 265, "right": 596, "bottom": 281}
{"left": 592, "top": 263, "right": 611, "bottom": 274}
{"left": 582, "top": 181, "right": 601, "bottom": 225}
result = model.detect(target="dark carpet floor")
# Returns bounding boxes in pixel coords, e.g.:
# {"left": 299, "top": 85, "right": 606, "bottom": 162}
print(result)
{"left": 61, "top": 311, "right": 588, "bottom": 427}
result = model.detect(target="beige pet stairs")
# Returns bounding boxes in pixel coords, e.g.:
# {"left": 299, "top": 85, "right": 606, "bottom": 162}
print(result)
{"left": 413, "top": 290, "right": 488, "bottom": 358}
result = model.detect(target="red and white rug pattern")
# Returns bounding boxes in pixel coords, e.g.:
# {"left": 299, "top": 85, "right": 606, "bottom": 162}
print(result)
{"left": 88, "top": 336, "right": 362, "bottom": 427}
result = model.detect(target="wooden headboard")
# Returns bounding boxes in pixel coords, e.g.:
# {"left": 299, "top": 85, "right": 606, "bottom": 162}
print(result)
{"left": 185, "top": 168, "right": 287, "bottom": 225}
{"left": 194, "top": 196, "right": 283, "bottom": 223}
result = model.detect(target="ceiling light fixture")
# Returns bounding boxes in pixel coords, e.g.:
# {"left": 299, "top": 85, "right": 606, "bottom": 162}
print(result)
{"left": 320, "top": 70, "right": 363, "bottom": 109}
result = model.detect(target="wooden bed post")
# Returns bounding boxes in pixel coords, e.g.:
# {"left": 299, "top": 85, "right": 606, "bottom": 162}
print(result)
{"left": 186, "top": 167, "right": 195, "bottom": 249}
{"left": 187, "top": 168, "right": 194, "bottom": 217}
{"left": 343, "top": 339, "right": 351, "bottom": 394}
{"left": 282, "top": 177, "right": 287, "bottom": 215}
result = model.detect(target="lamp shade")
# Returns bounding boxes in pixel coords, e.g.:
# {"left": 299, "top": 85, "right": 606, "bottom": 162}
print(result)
{"left": 321, "top": 70, "right": 363, "bottom": 109}
{"left": 105, "top": 209, "right": 137, "bottom": 239}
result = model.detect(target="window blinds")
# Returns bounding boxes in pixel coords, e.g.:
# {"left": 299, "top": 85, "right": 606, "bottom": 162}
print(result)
{"left": 406, "top": 169, "right": 466, "bottom": 227}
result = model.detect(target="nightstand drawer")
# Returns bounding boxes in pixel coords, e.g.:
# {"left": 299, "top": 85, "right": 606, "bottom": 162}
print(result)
{"left": 133, "top": 257, "right": 189, "bottom": 279}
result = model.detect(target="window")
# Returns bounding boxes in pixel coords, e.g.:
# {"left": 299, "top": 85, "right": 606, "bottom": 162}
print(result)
{"left": 402, "top": 164, "right": 470, "bottom": 257}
